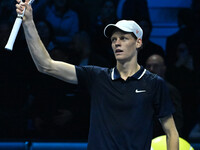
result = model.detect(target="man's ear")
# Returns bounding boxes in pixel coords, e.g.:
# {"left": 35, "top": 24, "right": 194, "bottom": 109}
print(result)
{"left": 136, "top": 39, "right": 142, "bottom": 49}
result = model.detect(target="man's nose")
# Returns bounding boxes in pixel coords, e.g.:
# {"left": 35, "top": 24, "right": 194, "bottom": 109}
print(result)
{"left": 115, "top": 39, "right": 121, "bottom": 46}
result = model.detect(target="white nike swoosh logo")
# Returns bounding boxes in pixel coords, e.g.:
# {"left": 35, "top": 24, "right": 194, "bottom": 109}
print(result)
{"left": 135, "top": 89, "right": 146, "bottom": 93}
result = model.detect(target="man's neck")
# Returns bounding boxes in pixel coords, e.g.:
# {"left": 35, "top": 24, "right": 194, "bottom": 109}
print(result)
{"left": 117, "top": 61, "right": 140, "bottom": 81}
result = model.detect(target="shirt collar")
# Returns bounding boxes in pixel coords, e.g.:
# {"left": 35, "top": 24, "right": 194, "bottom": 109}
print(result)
{"left": 111, "top": 66, "right": 146, "bottom": 80}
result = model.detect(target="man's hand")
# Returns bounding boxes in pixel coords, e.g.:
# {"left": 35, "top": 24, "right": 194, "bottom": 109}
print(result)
{"left": 16, "top": 0, "right": 33, "bottom": 23}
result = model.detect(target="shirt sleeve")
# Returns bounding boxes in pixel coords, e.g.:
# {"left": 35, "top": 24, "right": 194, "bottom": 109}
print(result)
{"left": 75, "top": 66, "right": 94, "bottom": 90}
{"left": 75, "top": 65, "right": 107, "bottom": 91}
{"left": 153, "top": 76, "right": 175, "bottom": 119}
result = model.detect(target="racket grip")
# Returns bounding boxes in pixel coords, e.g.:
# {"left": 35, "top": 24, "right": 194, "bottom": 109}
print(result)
{"left": 5, "top": 17, "right": 23, "bottom": 51}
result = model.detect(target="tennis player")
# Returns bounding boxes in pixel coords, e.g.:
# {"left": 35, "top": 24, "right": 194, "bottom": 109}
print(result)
{"left": 16, "top": 0, "right": 179, "bottom": 149}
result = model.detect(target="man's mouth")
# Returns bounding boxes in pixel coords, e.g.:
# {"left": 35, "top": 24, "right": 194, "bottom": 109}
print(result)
{"left": 115, "top": 49, "right": 123, "bottom": 54}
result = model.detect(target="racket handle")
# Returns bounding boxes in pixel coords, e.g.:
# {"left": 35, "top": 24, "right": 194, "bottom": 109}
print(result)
{"left": 5, "top": 17, "right": 23, "bottom": 51}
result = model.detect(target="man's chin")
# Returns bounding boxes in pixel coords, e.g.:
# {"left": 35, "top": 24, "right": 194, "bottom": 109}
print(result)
{"left": 115, "top": 57, "right": 127, "bottom": 63}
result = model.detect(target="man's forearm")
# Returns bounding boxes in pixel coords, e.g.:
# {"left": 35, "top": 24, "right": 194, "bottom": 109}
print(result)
{"left": 23, "top": 20, "right": 52, "bottom": 73}
{"left": 167, "top": 133, "right": 179, "bottom": 150}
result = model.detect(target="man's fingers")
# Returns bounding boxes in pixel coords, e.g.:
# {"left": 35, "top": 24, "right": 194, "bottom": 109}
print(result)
{"left": 16, "top": 0, "right": 21, "bottom": 4}
{"left": 16, "top": 3, "right": 27, "bottom": 11}
{"left": 16, "top": 9, "right": 22, "bottom": 15}
{"left": 25, "top": 0, "right": 30, "bottom": 4}
{"left": 16, "top": 4, "right": 24, "bottom": 13}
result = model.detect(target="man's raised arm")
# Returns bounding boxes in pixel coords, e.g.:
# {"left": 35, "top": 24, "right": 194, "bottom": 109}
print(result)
{"left": 16, "top": 0, "right": 78, "bottom": 84}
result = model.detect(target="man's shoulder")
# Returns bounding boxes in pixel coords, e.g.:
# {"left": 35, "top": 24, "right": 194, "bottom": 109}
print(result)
{"left": 143, "top": 70, "right": 165, "bottom": 85}
{"left": 143, "top": 69, "right": 159, "bottom": 80}
{"left": 76, "top": 65, "right": 110, "bottom": 74}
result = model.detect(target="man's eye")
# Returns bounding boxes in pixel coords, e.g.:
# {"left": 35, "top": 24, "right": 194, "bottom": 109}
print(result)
{"left": 121, "top": 37, "right": 126, "bottom": 40}
{"left": 111, "top": 38, "right": 116, "bottom": 42}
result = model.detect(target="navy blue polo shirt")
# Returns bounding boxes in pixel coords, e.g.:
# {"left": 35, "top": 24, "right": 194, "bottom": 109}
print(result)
{"left": 75, "top": 65, "right": 174, "bottom": 150}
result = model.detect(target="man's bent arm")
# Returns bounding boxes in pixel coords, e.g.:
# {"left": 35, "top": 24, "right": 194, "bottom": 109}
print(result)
{"left": 18, "top": 1, "right": 77, "bottom": 84}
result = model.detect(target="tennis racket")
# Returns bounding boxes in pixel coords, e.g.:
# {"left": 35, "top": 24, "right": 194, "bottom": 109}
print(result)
{"left": 5, "top": 0, "right": 35, "bottom": 51}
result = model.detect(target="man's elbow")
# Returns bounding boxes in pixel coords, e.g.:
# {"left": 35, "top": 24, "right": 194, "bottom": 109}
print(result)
{"left": 37, "top": 66, "right": 49, "bottom": 74}
{"left": 36, "top": 61, "right": 52, "bottom": 74}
